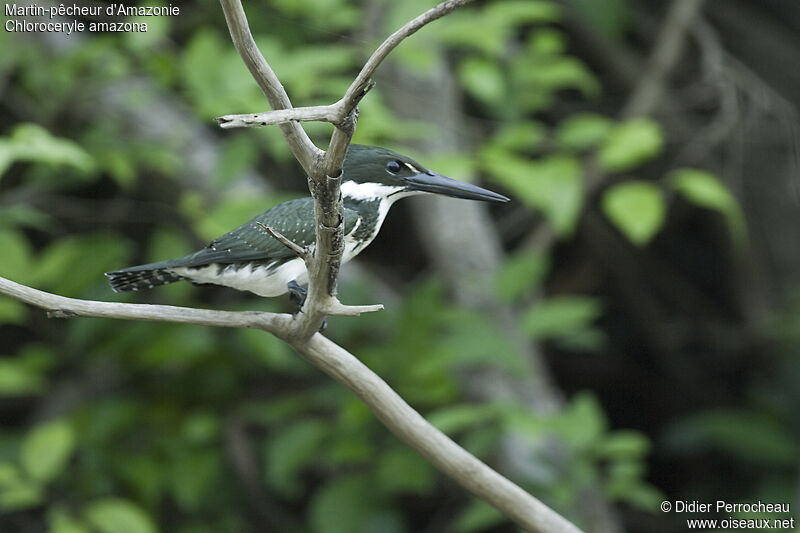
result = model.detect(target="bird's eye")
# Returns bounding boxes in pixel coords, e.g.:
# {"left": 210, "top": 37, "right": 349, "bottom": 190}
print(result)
{"left": 386, "top": 160, "right": 402, "bottom": 174}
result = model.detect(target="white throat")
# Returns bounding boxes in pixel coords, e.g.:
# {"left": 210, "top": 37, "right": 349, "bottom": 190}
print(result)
{"left": 340, "top": 180, "right": 406, "bottom": 201}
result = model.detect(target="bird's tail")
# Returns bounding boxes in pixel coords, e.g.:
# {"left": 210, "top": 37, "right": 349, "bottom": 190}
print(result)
{"left": 105, "top": 267, "right": 185, "bottom": 292}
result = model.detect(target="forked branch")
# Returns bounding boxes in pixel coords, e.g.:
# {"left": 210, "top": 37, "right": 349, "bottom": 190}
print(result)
{"left": 0, "top": 0, "right": 586, "bottom": 530}
{"left": 217, "top": 0, "right": 472, "bottom": 132}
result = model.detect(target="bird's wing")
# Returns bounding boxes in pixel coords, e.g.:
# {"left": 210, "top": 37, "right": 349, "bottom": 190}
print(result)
{"left": 170, "top": 197, "right": 361, "bottom": 268}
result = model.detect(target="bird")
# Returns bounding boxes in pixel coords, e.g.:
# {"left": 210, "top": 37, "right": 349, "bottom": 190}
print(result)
{"left": 106, "top": 144, "right": 509, "bottom": 299}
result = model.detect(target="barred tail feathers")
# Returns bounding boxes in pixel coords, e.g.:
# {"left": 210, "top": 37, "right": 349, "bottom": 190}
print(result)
{"left": 105, "top": 268, "right": 185, "bottom": 292}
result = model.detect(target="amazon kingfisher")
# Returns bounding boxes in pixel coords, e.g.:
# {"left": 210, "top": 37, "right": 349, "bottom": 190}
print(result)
{"left": 106, "top": 145, "right": 509, "bottom": 298}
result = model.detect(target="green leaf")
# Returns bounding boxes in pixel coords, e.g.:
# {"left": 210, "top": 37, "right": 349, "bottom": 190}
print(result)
{"left": 667, "top": 168, "right": 746, "bottom": 245}
{"left": 439, "top": 316, "right": 520, "bottom": 371}
{"left": 0, "top": 462, "right": 21, "bottom": 489}
{"left": 453, "top": 500, "right": 506, "bottom": 533}
{"left": 459, "top": 57, "right": 506, "bottom": 106}
{"left": 0, "top": 204, "right": 54, "bottom": 231}
{"left": 0, "top": 299, "right": 26, "bottom": 326}
{"left": 0, "top": 358, "right": 44, "bottom": 396}
{"left": 0, "top": 123, "right": 95, "bottom": 178}
{"left": 514, "top": 56, "right": 599, "bottom": 110}
{"left": 484, "top": 0, "right": 561, "bottom": 25}
{"left": 428, "top": 404, "right": 499, "bottom": 434}
{"left": 0, "top": 229, "right": 33, "bottom": 283}
{"left": 522, "top": 296, "right": 602, "bottom": 340}
{"left": 20, "top": 419, "right": 76, "bottom": 483}
{"left": 664, "top": 409, "right": 795, "bottom": 466}
{"left": 556, "top": 113, "right": 614, "bottom": 150}
{"left": 612, "top": 482, "right": 663, "bottom": 510}
{"left": 0, "top": 479, "right": 43, "bottom": 511}
{"left": 528, "top": 29, "right": 567, "bottom": 55}
{"left": 570, "top": 0, "right": 631, "bottom": 39}
{"left": 215, "top": 135, "right": 257, "bottom": 185}
{"left": 48, "top": 510, "right": 91, "bottom": 533}
{"left": 596, "top": 430, "right": 651, "bottom": 459}
{"left": 598, "top": 119, "right": 663, "bottom": 172}
{"left": 265, "top": 419, "right": 327, "bottom": 496}
{"left": 309, "top": 475, "right": 374, "bottom": 533}
{"left": 168, "top": 450, "right": 219, "bottom": 512}
{"left": 375, "top": 448, "right": 434, "bottom": 495}
{"left": 84, "top": 499, "right": 157, "bottom": 533}
{"left": 487, "top": 122, "right": 548, "bottom": 152}
{"left": 554, "top": 393, "right": 608, "bottom": 449}
{"left": 115, "top": 456, "right": 163, "bottom": 506}
{"left": 496, "top": 250, "right": 550, "bottom": 302}
{"left": 269, "top": 0, "right": 359, "bottom": 31}
{"left": 601, "top": 181, "right": 665, "bottom": 245}
{"left": 483, "top": 151, "right": 583, "bottom": 236}
{"left": 190, "top": 193, "right": 296, "bottom": 243}
{"left": 181, "top": 412, "right": 219, "bottom": 445}
{"left": 436, "top": 13, "right": 508, "bottom": 56}
{"left": 32, "top": 234, "right": 129, "bottom": 296}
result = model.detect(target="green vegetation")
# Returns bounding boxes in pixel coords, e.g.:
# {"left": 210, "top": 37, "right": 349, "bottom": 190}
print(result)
{"left": 2, "top": 1, "right": 797, "bottom": 532}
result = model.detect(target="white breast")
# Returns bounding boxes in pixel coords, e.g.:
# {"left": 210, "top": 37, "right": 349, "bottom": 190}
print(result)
{"left": 171, "top": 259, "right": 308, "bottom": 297}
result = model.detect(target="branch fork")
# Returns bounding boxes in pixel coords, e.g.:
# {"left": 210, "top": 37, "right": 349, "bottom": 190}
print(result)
{"left": 0, "top": 1, "right": 586, "bottom": 531}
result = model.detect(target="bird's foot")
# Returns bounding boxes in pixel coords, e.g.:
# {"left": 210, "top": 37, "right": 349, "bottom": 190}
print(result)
{"left": 287, "top": 280, "right": 307, "bottom": 310}
{"left": 287, "top": 280, "right": 326, "bottom": 331}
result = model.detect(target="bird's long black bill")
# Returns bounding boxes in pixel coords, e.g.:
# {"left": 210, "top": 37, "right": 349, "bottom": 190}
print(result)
{"left": 405, "top": 171, "right": 510, "bottom": 203}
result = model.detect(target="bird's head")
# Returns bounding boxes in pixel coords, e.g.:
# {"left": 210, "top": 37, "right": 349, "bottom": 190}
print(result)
{"left": 340, "top": 145, "right": 509, "bottom": 203}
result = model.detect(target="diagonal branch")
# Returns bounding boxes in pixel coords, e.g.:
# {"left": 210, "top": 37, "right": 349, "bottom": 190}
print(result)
{"left": 256, "top": 223, "right": 310, "bottom": 263}
{"left": 217, "top": 0, "right": 473, "bottom": 132}
{"left": 0, "top": 274, "right": 582, "bottom": 533}
{"left": 341, "top": 0, "right": 474, "bottom": 111}
{"left": 219, "top": 0, "right": 322, "bottom": 174}
{"left": 218, "top": 0, "right": 477, "bottom": 337}
{"left": 206, "top": 3, "right": 583, "bottom": 529}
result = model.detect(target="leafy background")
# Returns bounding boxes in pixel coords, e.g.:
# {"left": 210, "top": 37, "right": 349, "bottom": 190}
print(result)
{"left": 1, "top": 0, "right": 799, "bottom": 532}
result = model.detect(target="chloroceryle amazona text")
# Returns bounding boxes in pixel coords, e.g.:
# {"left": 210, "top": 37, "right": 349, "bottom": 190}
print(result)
{"left": 106, "top": 145, "right": 509, "bottom": 297}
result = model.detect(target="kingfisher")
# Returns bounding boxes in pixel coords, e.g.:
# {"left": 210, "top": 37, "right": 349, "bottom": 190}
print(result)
{"left": 106, "top": 145, "right": 509, "bottom": 298}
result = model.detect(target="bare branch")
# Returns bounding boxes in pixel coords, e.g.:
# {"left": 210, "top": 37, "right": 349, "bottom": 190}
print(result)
{"left": 217, "top": 0, "right": 478, "bottom": 336}
{"left": 322, "top": 299, "right": 384, "bottom": 316}
{"left": 0, "top": 274, "right": 583, "bottom": 532}
{"left": 342, "top": 0, "right": 475, "bottom": 111}
{"left": 0, "top": 276, "right": 290, "bottom": 333}
{"left": 622, "top": 0, "right": 705, "bottom": 118}
{"left": 216, "top": 103, "right": 344, "bottom": 129}
{"left": 218, "top": 0, "right": 323, "bottom": 174}
{"left": 295, "top": 334, "right": 584, "bottom": 533}
{"left": 293, "top": 171, "right": 349, "bottom": 338}
{"left": 256, "top": 223, "right": 310, "bottom": 262}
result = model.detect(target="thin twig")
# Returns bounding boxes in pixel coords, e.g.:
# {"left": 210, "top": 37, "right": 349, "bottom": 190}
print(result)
{"left": 256, "top": 222, "right": 310, "bottom": 262}
{"left": 622, "top": 0, "right": 705, "bottom": 118}
{"left": 341, "top": 0, "right": 475, "bottom": 111}
{"left": 218, "top": 0, "right": 477, "bottom": 337}
{"left": 218, "top": 0, "right": 322, "bottom": 174}
{"left": 323, "top": 299, "right": 384, "bottom": 316}
{"left": 217, "top": 0, "right": 471, "bottom": 133}
{"left": 216, "top": 104, "right": 344, "bottom": 129}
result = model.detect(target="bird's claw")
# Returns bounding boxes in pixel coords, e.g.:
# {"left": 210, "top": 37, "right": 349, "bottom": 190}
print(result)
{"left": 287, "top": 280, "right": 326, "bottom": 332}
{"left": 287, "top": 280, "right": 307, "bottom": 310}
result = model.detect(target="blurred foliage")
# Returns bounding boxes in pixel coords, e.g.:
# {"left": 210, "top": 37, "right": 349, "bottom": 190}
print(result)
{"left": 0, "top": 0, "right": 783, "bottom": 532}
